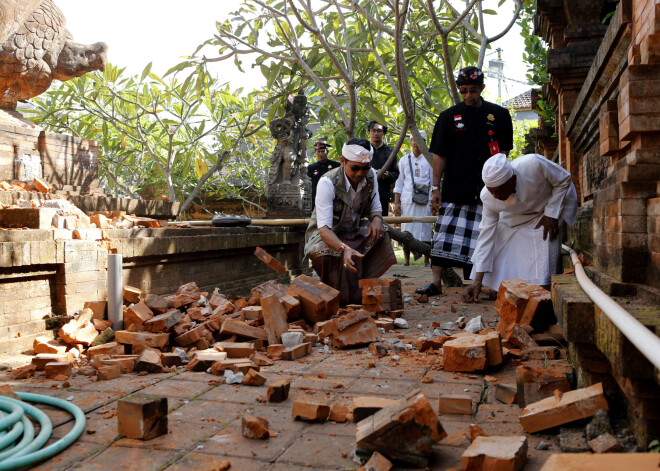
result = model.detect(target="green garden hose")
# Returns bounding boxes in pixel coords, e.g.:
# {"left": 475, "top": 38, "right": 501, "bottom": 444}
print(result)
{"left": 0, "top": 392, "right": 86, "bottom": 470}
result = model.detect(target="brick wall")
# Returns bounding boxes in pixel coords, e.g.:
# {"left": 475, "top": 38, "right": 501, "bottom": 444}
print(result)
{"left": 0, "top": 226, "right": 308, "bottom": 354}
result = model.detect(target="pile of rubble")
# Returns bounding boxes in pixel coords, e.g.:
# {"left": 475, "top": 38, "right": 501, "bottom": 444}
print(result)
{"left": 7, "top": 265, "right": 637, "bottom": 469}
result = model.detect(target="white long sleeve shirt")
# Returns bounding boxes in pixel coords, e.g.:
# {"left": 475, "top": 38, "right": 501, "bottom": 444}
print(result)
{"left": 472, "top": 153, "right": 578, "bottom": 274}
{"left": 315, "top": 168, "right": 382, "bottom": 230}
{"left": 393, "top": 151, "right": 433, "bottom": 203}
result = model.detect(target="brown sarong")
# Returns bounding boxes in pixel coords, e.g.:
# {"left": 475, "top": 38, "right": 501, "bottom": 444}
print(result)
{"left": 308, "top": 222, "right": 396, "bottom": 306}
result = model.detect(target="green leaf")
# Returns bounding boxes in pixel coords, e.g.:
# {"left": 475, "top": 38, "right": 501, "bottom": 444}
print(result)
{"left": 140, "top": 62, "right": 152, "bottom": 82}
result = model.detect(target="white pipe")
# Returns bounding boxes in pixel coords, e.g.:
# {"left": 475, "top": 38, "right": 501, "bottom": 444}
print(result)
{"left": 107, "top": 254, "right": 123, "bottom": 331}
{"left": 562, "top": 244, "right": 660, "bottom": 371}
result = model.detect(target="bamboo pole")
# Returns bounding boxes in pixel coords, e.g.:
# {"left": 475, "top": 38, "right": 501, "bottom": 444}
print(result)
{"left": 167, "top": 216, "right": 438, "bottom": 226}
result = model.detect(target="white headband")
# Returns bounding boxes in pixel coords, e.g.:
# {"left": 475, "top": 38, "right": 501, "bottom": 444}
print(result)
{"left": 342, "top": 143, "right": 373, "bottom": 163}
{"left": 482, "top": 153, "right": 513, "bottom": 187}
{"left": 410, "top": 130, "right": 427, "bottom": 141}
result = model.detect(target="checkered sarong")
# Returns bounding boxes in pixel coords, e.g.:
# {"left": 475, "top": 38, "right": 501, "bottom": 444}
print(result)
{"left": 430, "top": 202, "right": 482, "bottom": 264}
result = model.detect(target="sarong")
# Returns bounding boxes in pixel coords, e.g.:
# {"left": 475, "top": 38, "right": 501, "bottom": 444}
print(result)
{"left": 307, "top": 221, "right": 396, "bottom": 306}
{"left": 430, "top": 202, "right": 482, "bottom": 264}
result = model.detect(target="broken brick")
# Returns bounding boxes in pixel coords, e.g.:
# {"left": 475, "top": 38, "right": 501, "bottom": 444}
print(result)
{"left": 266, "top": 344, "right": 286, "bottom": 360}
{"left": 84, "top": 301, "right": 107, "bottom": 320}
{"left": 32, "top": 353, "right": 72, "bottom": 370}
{"left": 33, "top": 176, "right": 53, "bottom": 193}
{"left": 261, "top": 294, "right": 289, "bottom": 345}
{"left": 144, "top": 310, "right": 181, "bottom": 332}
{"left": 117, "top": 395, "right": 168, "bottom": 440}
{"left": 242, "top": 368, "right": 267, "bottom": 386}
{"left": 519, "top": 383, "right": 609, "bottom": 433}
{"left": 87, "top": 342, "right": 121, "bottom": 359}
{"left": 588, "top": 433, "right": 625, "bottom": 453}
{"left": 438, "top": 394, "right": 473, "bottom": 415}
{"left": 124, "top": 301, "right": 154, "bottom": 327}
{"left": 134, "top": 348, "right": 164, "bottom": 374}
{"left": 352, "top": 396, "right": 397, "bottom": 422}
{"left": 242, "top": 306, "right": 263, "bottom": 322}
{"left": 216, "top": 342, "right": 256, "bottom": 358}
{"left": 443, "top": 334, "right": 488, "bottom": 372}
{"left": 33, "top": 336, "right": 67, "bottom": 355}
{"left": 495, "top": 383, "right": 519, "bottom": 405}
{"left": 288, "top": 275, "right": 339, "bottom": 324}
{"left": 123, "top": 285, "right": 142, "bottom": 304}
{"left": 292, "top": 399, "right": 330, "bottom": 421}
{"left": 494, "top": 279, "right": 555, "bottom": 331}
{"left": 369, "top": 343, "right": 388, "bottom": 358}
{"left": 281, "top": 342, "right": 311, "bottom": 361}
{"left": 505, "top": 324, "right": 539, "bottom": 350}
{"left": 44, "top": 362, "right": 72, "bottom": 379}
{"left": 115, "top": 330, "right": 169, "bottom": 349}
{"left": 59, "top": 309, "right": 98, "bottom": 345}
{"left": 359, "top": 451, "right": 393, "bottom": 471}
{"left": 92, "top": 319, "right": 113, "bottom": 331}
{"left": 144, "top": 294, "right": 169, "bottom": 314}
{"left": 254, "top": 246, "right": 287, "bottom": 275}
{"left": 242, "top": 414, "right": 270, "bottom": 440}
{"left": 267, "top": 380, "right": 291, "bottom": 403}
{"left": 515, "top": 365, "right": 572, "bottom": 408}
{"left": 11, "top": 364, "right": 37, "bottom": 380}
{"left": 331, "top": 317, "right": 380, "bottom": 349}
{"left": 220, "top": 319, "right": 268, "bottom": 341}
{"left": 97, "top": 364, "right": 122, "bottom": 380}
{"left": 174, "top": 324, "right": 211, "bottom": 347}
{"left": 461, "top": 436, "right": 528, "bottom": 471}
{"left": 360, "top": 278, "right": 403, "bottom": 313}
{"left": 483, "top": 331, "right": 503, "bottom": 366}
{"left": 356, "top": 389, "right": 446, "bottom": 466}
{"left": 329, "top": 403, "right": 350, "bottom": 423}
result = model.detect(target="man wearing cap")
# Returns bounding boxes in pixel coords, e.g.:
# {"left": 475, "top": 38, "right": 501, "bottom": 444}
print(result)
{"left": 305, "top": 137, "right": 397, "bottom": 305}
{"left": 463, "top": 153, "right": 577, "bottom": 302}
{"left": 367, "top": 121, "right": 400, "bottom": 216}
{"left": 393, "top": 131, "right": 432, "bottom": 266}
{"left": 416, "top": 66, "right": 514, "bottom": 296}
{"left": 307, "top": 139, "right": 340, "bottom": 207}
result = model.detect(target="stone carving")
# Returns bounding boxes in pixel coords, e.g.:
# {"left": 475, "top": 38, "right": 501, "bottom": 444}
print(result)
{"left": 0, "top": 0, "right": 107, "bottom": 110}
{"left": 267, "top": 92, "right": 310, "bottom": 186}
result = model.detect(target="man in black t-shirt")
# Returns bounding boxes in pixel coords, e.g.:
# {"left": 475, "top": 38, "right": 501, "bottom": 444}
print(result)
{"left": 416, "top": 66, "right": 513, "bottom": 297}
{"left": 308, "top": 139, "right": 340, "bottom": 207}
{"left": 367, "top": 121, "right": 400, "bottom": 216}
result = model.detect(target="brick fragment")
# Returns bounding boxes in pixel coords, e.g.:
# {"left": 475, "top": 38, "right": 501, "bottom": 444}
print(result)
{"left": 242, "top": 368, "right": 267, "bottom": 386}
{"left": 11, "top": 364, "right": 37, "bottom": 379}
{"left": 375, "top": 318, "right": 395, "bottom": 331}
{"left": 134, "top": 348, "right": 164, "bottom": 373}
{"left": 443, "top": 334, "right": 488, "bottom": 372}
{"left": 288, "top": 274, "right": 339, "bottom": 324}
{"left": 539, "top": 454, "right": 659, "bottom": 470}
{"left": 220, "top": 319, "right": 268, "bottom": 341}
{"left": 461, "top": 436, "right": 528, "bottom": 471}
{"left": 254, "top": 246, "right": 287, "bottom": 275}
{"left": 117, "top": 395, "right": 168, "bottom": 440}
{"left": 330, "top": 317, "right": 380, "bottom": 349}
{"left": 123, "top": 285, "right": 142, "bottom": 304}
{"left": 58, "top": 309, "right": 98, "bottom": 345}
{"left": 356, "top": 389, "right": 446, "bottom": 466}
{"left": 521, "top": 346, "right": 559, "bottom": 361}
{"left": 210, "top": 297, "right": 235, "bottom": 315}
{"left": 494, "top": 279, "right": 555, "bottom": 331}
{"left": 44, "top": 362, "right": 72, "bottom": 379}
{"left": 100, "top": 356, "right": 137, "bottom": 373}
{"left": 352, "top": 396, "right": 397, "bottom": 422}
{"left": 261, "top": 294, "right": 289, "bottom": 344}
{"left": 114, "top": 330, "right": 169, "bottom": 349}
{"left": 32, "top": 353, "right": 72, "bottom": 370}
{"left": 359, "top": 451, "right": 393, "bottom": 471}
{"left": 251, "top": 352, "right": 274, "bottom": 367}
{"left": 97, "top": 364, "right": 122, "bottom": 380}
{"left": 174, "top": 324, "right": 210, "bottom": 347}
{"left": 33, "top": 336, "right": 67, "bottom": 354}
{"left": 588, "top": 433, "right": 624, "bottom": 453}
{"left": 266, "top": 344, "right": 286, "bottom": 360}
{"left": 124, "top": 301, "right": 154, "bottom": 327}
{"left": 494, "top": 383, "right": 518, "bottom": 404}
{"left": 144, "top": 310, "right": 181, "bottom": 332}
{"left": 438, "top": 394, "right": 473, "bottom": 415}
{"left": 519, "top": 383, "right": 609, "bottom": 433}
{"left": 87, "top": 342, "right": 121, "bottom": 359}
{"left": 329, "top": 403, "right": 350, "bottom": 423}
{"left": 242, "top": 414, "right": 270, "bottom": 440}
{"left": 267, "top": 380, "right": 291, "bottom": 403}
{"left": 506, "top": 324, "right": 538, "bottom": 349}
{"left": 186, "top": 350, "right": 228, "bottom": 371}
{"left": 242, "top": 306, "right": 263, "bottom": 321}
{"left": 84, "top": 301, "right": 107, "bottom": 320}
{"left": 292, "top": 399, "right": 330, "bottom": 421}
{"left": 92, "top": 319, "right": 113, "bottom": 331}
{"left": 162, "top": 352, "right": 182, "bottom": 367}
{"left": 483, "top": 331, "right": 503, "bottom": 366}
{"left": 144, "top": 294, "right": 169, "bottom": 314}
{"left": 33, "top": 176, "right": 53, "bottom": 193}
{"left": 369, "top": 343, "right": 388, "bottom": 358}
{"left": 360, "top": 278, "right": 403, "bottom": 313}
{"left": 216, "top": 342, "right": 256, "bottom": 358}
{"left": 281, "top": 342, "right": 311, "bottom": 361}
{"left": 516, "top": 365, "right": 572, "bottom": 407}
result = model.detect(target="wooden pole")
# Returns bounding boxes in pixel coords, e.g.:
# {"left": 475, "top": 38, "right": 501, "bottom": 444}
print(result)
{"left": 168, "top": 216, "right": 437, "bottom": 227}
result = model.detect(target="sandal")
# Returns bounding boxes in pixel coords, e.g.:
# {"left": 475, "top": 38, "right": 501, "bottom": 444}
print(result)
{"left": 415, "top": 282, "right": 442, "bottom": 296}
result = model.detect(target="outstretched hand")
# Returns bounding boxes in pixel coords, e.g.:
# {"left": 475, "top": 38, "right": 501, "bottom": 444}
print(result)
{"left": 462, "top": 282, "right": 482, "bottom": 303}
{"left": 342, "top": 247, "right": 365, "bottom": 273}
{"left": 535, "top": 215, "right": 559, "bottom": 241}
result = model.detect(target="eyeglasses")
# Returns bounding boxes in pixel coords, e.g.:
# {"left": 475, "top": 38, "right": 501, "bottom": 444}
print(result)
{"left": 459, "top": 88, "right": 481, "bottom": 95}
{"left": 349, "top": 164, "right": 371, "bottom": 172}
{"left": 369, "top": 128, "right": 384, "bottom": 133}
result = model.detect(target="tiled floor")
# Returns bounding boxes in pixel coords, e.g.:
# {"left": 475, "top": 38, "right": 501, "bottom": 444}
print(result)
{"left": 2, "top": 264, "right": 562, "bottom": 470}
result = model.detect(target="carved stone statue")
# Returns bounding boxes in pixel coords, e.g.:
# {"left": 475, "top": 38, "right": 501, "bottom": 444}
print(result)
{"left": 0, "top": 0, "right": 107, "bottom": 110}
{"left": 266, "top": 92, "right": 312, "bottom": 218}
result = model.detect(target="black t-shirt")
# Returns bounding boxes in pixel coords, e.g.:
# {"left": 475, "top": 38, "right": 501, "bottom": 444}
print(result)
{"left": 370, "top": 143, "right": 400, "bottom": 204}
{"left": 429, "top": 100, "right": 513, "bottom": 204}
{"left": 308, "top": 159, "right": 340, "bottom": 205}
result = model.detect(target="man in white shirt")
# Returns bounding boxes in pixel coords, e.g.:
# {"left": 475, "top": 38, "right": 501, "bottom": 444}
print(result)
{"left": 304, "top": 138, "right": 396, "bottom": 305}
{"left": 393, "top": 131, "right": 432, "bottom": 266}
{"left": 463, "top": 153, "right": 577, "bottom": 302}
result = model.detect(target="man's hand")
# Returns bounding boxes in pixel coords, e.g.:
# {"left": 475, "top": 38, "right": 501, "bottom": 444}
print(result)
{"left": 535, "top": 215, "right": 559, "bottom": 241}
{"left": 393, "top": 202, "right": 402, "bottom": 216}
{"left": 342, "top": 246, "right": 365, "bottom": 273}
{"left": 430, "top": 189, "right": 442, "bottom": 214}
{"left": 462, "top": 281, "right": 482, "bottom": 303}
{"left": 366, "top": 216, "right": 385, "bottom": 243}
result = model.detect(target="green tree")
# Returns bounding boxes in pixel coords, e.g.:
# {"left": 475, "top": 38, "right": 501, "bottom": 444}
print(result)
{"left": 29, "top": 63, "right": 269, "bottom": 218}
{"left": 179, "top": 0, "right": 525, "bottom": 174}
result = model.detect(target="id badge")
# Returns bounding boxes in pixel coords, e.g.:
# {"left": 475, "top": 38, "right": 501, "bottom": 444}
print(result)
{"left": 488, "top": 140, "right": 500, "bottom": 156}
{"left": 415, "top": 168, "right": 420, "bottom": 177}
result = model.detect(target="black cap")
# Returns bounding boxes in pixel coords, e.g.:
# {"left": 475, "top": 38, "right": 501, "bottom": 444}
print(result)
{"left": 314, "top": 141, "right": 331, "bottom": 149}
{"left": 456, "top": 66, "right": 484, "bottom": 86}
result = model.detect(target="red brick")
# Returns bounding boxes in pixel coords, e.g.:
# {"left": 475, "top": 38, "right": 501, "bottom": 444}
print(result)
{"left": 97, "top": 364, "right": 122, "bottom": 380}
{"left": 261, "top": 294, "right": 289, "bottom": 344}
{"left": 359, "top": 451, "right": 393, "bottom": 471}
{"left": 219, "top": 319, "right": 268, "bottom": 341}
{"left": 144, "top": 310, "right": 181, "bottom": 332}
{"left": 114, "top": 330, "right": 169, "bottom": 349}
{"left": 292, "top": 399, "right": 330, "bottom": 421}
{"left": 539, "top": 454, "right": 660, "bottom": 470}
{"left": 84, "top": 301, "right": 107, "bottom": 320}
{"left": 44, "top": 361, "right": 72, "bottom": 379}
{"left": 443, "top": 334, "right": 488, "bottom": 372}
{"left": 330, "top": 317, "right": 380, "bottom": 349}
{"left": 254, "top": 246, "right": 287, "bottom": 275}
{"left": 117, "top": 394, "right": 168, "bottom": 440}
{"left": 267, "top": 380, "right": 291, "bottom": 403}
{"left": 124, "top": 301, "right": 154, "bottom": 327}
{"left": 242, "top": 414, "right": 270, "bottom": 440}
{"left": 438, "top": 394, "right": 473, "bottom": 415}
{"left": 519, "top": 383, "right": 609, "bottom": 433}
{"left": 58, "top": 308, "right": 98, "bottom": 345}
{"left": 33, "top": 336, "right": 67, "bottom": 354}
{"left": 134, "top": 347, "right": 164, "bottom": 373}
{"left": 288, "top": 275, "right": 339, "bottom": 324}
{"left": 123, "top": 285, "right": 141, "bottom": 304}
{"left": 352, "top": 396, "right": 397, "bottom": 422}
{"left": 515, "top": 365, "right": 572, "bottom": 407}
{"left": 242, "top": 368, "right": 267, "bottom": 386}
{"left": 461, "top": 436, "right": 528, "bottom": 471}
{"left": 494, "top": 279, "right": 555, "bottom": 331}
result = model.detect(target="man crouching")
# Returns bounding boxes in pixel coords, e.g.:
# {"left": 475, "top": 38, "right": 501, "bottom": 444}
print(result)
{"left": 304, "top": 138, "right": 397, "bottom": 306}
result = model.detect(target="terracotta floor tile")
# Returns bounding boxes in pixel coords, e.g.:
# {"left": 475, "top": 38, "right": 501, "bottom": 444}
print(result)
{"left": 81, "top": 445, "right": 181, "bottom": 470}
{"left": 29, "top": 440, "right": 104, "bottom": 471}
{"left": 345, "top": 376, "right": 415, "bottom": 397}
{"left": 170, "top": 398, "right": 243, "bottom": 424}
{"left": 138, "top": 378, "right": 214, "bottom": 400}
{"left": 114, "top": 419, "right": 223, "bottom": 451}
{"left": 275, "top": 430, "right": 356, "bottom": 469}
{"left": 164, "top": 451, "right": 268, "bottom": 471}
